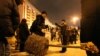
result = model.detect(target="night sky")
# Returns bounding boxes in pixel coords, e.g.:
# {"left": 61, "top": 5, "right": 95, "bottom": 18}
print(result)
{"left": 30, "top": 0, "right": 81, "bottom": 24}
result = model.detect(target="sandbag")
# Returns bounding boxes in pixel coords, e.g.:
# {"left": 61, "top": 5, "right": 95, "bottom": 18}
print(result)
{"left": 25, "top": 33, "right": 49, "bottom": 56}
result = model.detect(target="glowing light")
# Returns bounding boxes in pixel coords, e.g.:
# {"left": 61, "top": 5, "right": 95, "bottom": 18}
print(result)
{"left": 71, "top": 16, "right": 79, "bottom": 24}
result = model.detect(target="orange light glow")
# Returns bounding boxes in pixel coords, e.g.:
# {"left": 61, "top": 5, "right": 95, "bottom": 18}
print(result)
{"left": 71, "top": 16, "right": 79, "bottom": 24}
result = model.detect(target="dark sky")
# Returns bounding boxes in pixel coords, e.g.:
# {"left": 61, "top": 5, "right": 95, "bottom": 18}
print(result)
{"left": 30, "top": 0, "right": 81, "bottom": 24}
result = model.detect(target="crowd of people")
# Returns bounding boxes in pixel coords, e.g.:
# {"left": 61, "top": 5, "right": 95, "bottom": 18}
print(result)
{"left": 0, "top": 0, "right": 80, "bottom": 56}
{"left": 49, "top": 21, "right": 79, "bottom": 53}
{"left": 50, "top": 25, "right": 79, "bottom": 44}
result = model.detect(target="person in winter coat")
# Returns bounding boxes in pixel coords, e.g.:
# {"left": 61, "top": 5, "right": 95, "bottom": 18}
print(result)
{"left": 30, "top": 11, "right": 47, "bottom": 36}
{"left": 55, "top": 20, "right": 68, "bottom": 53}
{"left": 0, "top": 0, "right": 20, "bottom": 55}
{"left": 19, "top": 19, "right": 30, "bottom": 52}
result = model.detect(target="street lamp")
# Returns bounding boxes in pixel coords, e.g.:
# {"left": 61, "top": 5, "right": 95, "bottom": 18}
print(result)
{"left": 71, "top": 16, "right": 79, "bottom": 25}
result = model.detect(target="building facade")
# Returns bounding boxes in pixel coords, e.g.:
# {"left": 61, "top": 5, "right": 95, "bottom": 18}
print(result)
{"left": 18, "top": 0, "right": 40, "bottom": 28}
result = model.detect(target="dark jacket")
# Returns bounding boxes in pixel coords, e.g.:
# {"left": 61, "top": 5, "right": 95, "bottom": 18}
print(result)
{"left": 55, "top": 23, "right": 68, "bottom": 44}
{"left": 55, "top": 23, "right": 67, "bottom": 36}
{"left": 0, "top": 0, "right": 20, "bottom": 37}
{"left": 30, "top": 15, "right": 45, "bottom": 36}
{"left": 19, "top": 19, "right": 29, "bottom": 41}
